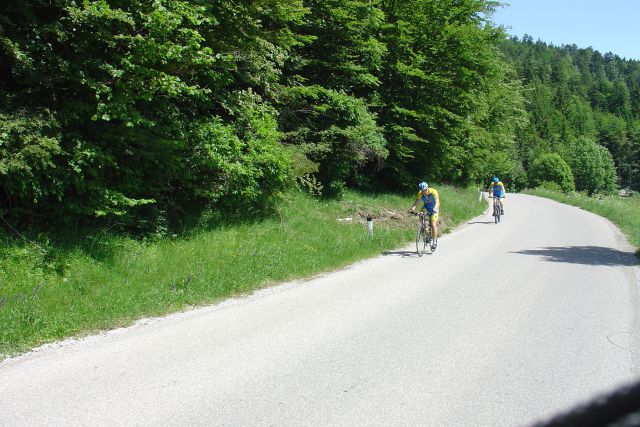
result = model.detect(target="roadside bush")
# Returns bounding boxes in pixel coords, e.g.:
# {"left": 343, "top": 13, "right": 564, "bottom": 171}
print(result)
{"left": 187, "top": 93, "right": 291, "bottom": 214}
{"left": 528, "top": 152, "right": 575, "bottom": 193}
{"left": 510, "top": 161, "right": 528, "bottom": 192}
{"left": 567, "top": 137, "right": 617, "bottom": 195}
{"left": 0, "top": 112, "right": 64, "bottom": 221}
{"left": 276, "top": 86, "right": 387, "bottom": 198}
{"left": 535, "top": 181, "right": 563, "bottom": 192}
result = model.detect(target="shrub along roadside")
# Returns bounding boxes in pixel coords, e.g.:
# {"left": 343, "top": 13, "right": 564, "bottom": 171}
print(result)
{"left": 526, "top": 189, "right": 640, "bottom": 253}
{"left": 0, "top": 186, "right": 485, "bottom": 358}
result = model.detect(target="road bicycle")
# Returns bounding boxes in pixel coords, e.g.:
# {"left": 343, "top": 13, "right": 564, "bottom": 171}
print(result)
{"left": 489, "top": 196, "right": 502, "bottom": 224}
{"left": 414, "top": 211, "right": 437, "bottom": 256}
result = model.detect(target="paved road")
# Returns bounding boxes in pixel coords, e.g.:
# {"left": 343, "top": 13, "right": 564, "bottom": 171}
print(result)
{"left": 1, "top": 194, "right": 639, "bottom": 426}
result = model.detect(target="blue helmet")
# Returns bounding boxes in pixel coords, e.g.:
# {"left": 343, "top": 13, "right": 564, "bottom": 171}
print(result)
{"left": 493, "top": 177, "right": 499, "bottom": 183}
{"left": 418, "top": 182, "right": 428, "bottom": 190}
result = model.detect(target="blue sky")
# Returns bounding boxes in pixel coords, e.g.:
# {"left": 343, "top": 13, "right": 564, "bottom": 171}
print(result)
{"left": 491, "top": 0, "right": 640, "bottom": 60}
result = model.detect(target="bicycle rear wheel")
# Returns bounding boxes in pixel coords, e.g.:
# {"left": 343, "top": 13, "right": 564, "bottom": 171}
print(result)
{"left": 416, "top": 225, "right": 427, "bottom": 256}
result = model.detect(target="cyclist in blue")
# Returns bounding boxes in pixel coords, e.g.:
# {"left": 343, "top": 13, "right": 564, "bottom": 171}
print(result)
{"left": 410, "top": 182, "right": 440, "bottom": 251}
{"left": 488, "top": 177, "right": 506, "bottom": 215}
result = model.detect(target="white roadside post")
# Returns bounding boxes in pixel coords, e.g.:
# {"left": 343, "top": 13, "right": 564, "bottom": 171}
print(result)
{"left": 367, "top": 216, "right": 373, "bottom": 237}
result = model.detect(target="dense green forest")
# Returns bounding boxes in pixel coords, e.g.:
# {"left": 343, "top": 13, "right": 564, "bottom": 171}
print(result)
{"left": 1, "top": 0, "right": 638, "bottom": 233}
{"left": 500, "top": 35, "right": 640, "bottom": 194}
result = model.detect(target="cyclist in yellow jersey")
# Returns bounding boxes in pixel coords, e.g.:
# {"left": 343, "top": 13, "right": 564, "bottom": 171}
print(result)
{"left": 410, "top": 181, "right": 440, "bottom": 251}
{"left": 488, "top": 176, "right": 506, "bottom": 214}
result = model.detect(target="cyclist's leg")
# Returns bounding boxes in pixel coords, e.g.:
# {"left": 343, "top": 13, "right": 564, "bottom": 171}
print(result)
{"left": 430, "top": 213, "right": 439, "bottom": 249}
{"left": 430, "top": 216, "right": 438, "bottom": 239}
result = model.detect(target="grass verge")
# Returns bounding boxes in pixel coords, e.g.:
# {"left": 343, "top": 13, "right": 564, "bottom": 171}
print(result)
{"left": 525, "top": 188, "right": 640, "bottom": 252}
{"left": 0, "top": 186, "right": 485, "bottom": 358}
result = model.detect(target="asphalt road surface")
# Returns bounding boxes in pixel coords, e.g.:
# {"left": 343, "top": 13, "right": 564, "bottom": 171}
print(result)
{"left": 1, "top": 194, "right": 639, "bottom": 426}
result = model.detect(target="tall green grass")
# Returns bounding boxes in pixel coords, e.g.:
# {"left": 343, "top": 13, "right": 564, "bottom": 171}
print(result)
{"left": 0, "top": 186, "right": 484, "bottom": 358}
{"left": 526, "top": 189, "right": 640, "bottom": 251}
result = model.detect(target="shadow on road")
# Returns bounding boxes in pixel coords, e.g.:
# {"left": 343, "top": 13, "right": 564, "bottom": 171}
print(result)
{"left": 383, "top": 250, "right": 427, "bottom": 257}
{"left": 467, "top": 220, "right": 494, "bottom": 225}
{"left": 512, "top": 246, "right": 638, "bottom": 267}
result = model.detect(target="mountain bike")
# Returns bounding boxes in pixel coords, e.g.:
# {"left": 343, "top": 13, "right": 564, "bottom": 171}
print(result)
{"left": 490, "top": 196, "right": 501, "bottom": 224}
{"left": 415, "top": 211, "right": 437, "bottom": 256}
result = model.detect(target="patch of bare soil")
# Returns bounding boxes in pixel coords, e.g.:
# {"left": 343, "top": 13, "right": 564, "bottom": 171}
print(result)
{"left": 337, "top": 205, "right": 451, "bottom": 232}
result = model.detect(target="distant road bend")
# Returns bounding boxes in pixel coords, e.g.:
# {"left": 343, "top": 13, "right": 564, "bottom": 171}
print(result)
{"left": 1, "top": 194, "right": 639, "bottom": 426}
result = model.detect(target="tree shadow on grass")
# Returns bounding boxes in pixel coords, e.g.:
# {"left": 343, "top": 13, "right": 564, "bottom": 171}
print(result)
{"left": 0, "top": 202, "right": 281, "bottom": 273}
{"left": 512, "top": 246, "right": 638, "bottom": 267}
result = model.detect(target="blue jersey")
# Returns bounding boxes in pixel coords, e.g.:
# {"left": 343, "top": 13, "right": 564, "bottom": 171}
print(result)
{"left": 491, "top": 182, "right": 505, "bottom": 197}
{"left": 416, "top": 188, "right": 439, "bottom": 210}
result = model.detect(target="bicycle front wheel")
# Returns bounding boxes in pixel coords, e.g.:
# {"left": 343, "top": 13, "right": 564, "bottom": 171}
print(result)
{"left": 416, "top": 225, "right": 427, "bottom": 256}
